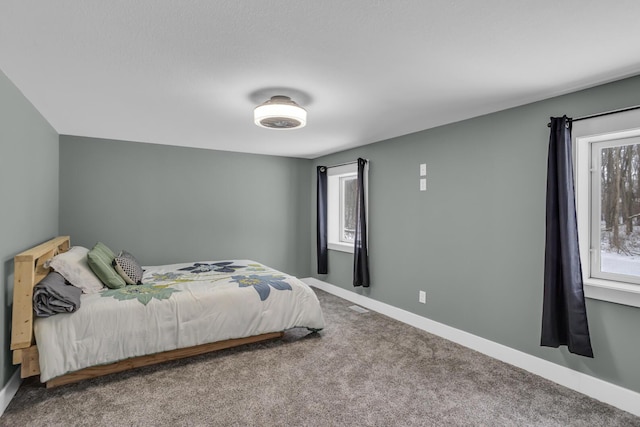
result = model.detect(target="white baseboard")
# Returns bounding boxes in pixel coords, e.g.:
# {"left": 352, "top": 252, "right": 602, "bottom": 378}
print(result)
{"left": 0, "top": 369, "right": 22, "bottom": 417}
{"left": 303, "top": 277, "right": 640, "bottom": 418}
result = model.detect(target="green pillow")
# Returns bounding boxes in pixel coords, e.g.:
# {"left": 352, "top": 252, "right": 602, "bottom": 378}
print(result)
{"left": 94, "top": 241, "right": 115, "bottom": 258}
{"left": 87, "top": 242, "right": 126, "bottom": 289}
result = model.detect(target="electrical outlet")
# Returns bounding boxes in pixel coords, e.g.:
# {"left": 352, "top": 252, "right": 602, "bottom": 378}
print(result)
{"left": 420, "top": 163, "right": 427, "bottom": 176}
{"left": 419, "top": 290, "right": 426, "bottom": 304}
{"left": 420, "top": 178, "right": 426, "bottom": 191}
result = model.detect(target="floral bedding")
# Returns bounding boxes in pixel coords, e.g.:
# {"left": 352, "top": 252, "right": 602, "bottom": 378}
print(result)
{"left": 34, "top": 260, "right": 325, "bottom": 382}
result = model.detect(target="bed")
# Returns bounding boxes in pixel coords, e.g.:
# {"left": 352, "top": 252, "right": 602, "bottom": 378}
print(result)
{"left": 11, "top": 236, "right": 325, "bottom": 388}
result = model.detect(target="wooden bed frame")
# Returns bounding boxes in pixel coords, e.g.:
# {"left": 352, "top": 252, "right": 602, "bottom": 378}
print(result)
{"left": 11, "top": 236, "right": 283, "bottom": 388}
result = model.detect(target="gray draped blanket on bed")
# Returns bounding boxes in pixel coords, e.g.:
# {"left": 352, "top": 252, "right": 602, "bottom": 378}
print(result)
{"left": 33, "top": 272, "right": 82, "bottom": 317}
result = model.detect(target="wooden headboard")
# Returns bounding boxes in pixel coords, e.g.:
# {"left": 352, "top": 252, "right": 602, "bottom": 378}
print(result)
{"left": 11, "top": 236, "right": 70, "bottom": 378}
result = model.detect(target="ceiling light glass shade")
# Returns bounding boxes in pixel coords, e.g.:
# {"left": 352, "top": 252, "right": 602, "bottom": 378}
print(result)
{"left": 254, "top": 96, "right": 307, "bottom": 130}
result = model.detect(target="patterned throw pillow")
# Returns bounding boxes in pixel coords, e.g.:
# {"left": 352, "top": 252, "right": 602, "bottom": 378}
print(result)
{"left": 118, "top": 250, "right": 140, "bottom": 264}
{"left": 113, "top": 254, "right": 143, "bottom": 285}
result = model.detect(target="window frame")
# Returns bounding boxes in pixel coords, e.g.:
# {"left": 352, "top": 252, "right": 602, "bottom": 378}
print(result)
{"left": 574, "top": 115, "right": 640, "bottom": 308}
{"left": 326, "top": 163, "right": 368, "bottom": 253}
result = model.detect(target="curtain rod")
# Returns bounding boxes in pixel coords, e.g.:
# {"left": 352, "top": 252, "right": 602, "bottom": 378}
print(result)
{"left": 323, "top": 159, "right": 369, "bottom": 169}
{"left": 547, "top": 104, "right": 640, "bottom": 127}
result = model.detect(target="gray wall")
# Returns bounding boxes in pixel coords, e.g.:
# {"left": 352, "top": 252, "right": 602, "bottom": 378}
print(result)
{"left": 59, "top": 136, "right": 311, "bottom": 278}
{"left": 0, "top": 70, "right": 59, "bottom": 388}
{"left": 310, "top": 75, "right": 640, "bottom": 394}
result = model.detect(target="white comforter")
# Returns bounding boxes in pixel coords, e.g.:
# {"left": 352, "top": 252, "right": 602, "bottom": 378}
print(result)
{"left": 34, "top": 260, "right": 325, "bottom": 382}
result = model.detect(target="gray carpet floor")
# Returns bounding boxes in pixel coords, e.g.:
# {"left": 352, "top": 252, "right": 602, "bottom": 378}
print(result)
{"left": 1, "top": 288, "right": 639, "bottom": 426}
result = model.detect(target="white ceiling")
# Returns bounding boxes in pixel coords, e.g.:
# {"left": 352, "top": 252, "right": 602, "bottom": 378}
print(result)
{"left": 1, "top": 1, "right": 640, "bottom": 159}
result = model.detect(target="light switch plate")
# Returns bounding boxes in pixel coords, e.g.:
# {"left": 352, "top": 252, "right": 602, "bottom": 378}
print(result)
{"left": 419, "top": 291, "right": 426, "bottom": 304}
{"left": 420, "top": 163, "right": 427, "bottom": 176}
{"left": 420, "top": 178, "right": 426, "bottom": 191}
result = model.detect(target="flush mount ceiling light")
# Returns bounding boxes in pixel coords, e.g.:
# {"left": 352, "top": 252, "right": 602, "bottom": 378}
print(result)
{"left": 254, "top": 96, "right": 307, "bottom": 130}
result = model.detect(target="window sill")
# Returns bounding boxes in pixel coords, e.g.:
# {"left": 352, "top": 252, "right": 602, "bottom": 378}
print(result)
{"left": 584, "top": 279, "right": 640, "bottom": 308}
{"left": 328, "top": 242, "right": 354, "bottom": 254}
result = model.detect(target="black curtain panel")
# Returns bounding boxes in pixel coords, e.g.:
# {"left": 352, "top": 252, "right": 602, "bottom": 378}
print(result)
{"left": 317, "top": 166, "right": 328, "bottom": 274}
{"left": 353, "top": 158, "right": 370, "bottom": 287}
{"left": 541, "top": 116, "right": 594, "bottom": 358}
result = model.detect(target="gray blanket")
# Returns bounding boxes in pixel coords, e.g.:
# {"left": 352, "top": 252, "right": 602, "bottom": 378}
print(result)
{"left": 33, "top": 272, "right": 82, "bottom": 317}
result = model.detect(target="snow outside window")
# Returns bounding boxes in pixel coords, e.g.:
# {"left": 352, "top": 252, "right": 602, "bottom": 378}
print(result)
{"left": 574, "top": 110, "right": 640, "bottom": 308}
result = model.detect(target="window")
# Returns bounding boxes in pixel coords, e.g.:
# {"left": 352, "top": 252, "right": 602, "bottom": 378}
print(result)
{"left": 340, "top": 175, "right": 358, "bottom": 243}
{"left": 574, "top": 110, "right": 640, "bottom": 308}
{"left": 327, "top": 163, "right": 367, "bottom": 253}
{"left": 590, "top": 137, "right": 640, "bottom": 284}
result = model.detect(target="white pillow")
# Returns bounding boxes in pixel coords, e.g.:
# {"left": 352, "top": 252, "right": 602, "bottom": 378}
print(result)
{"left": 48, "top": 246, "right": 105, "bottom": 294}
